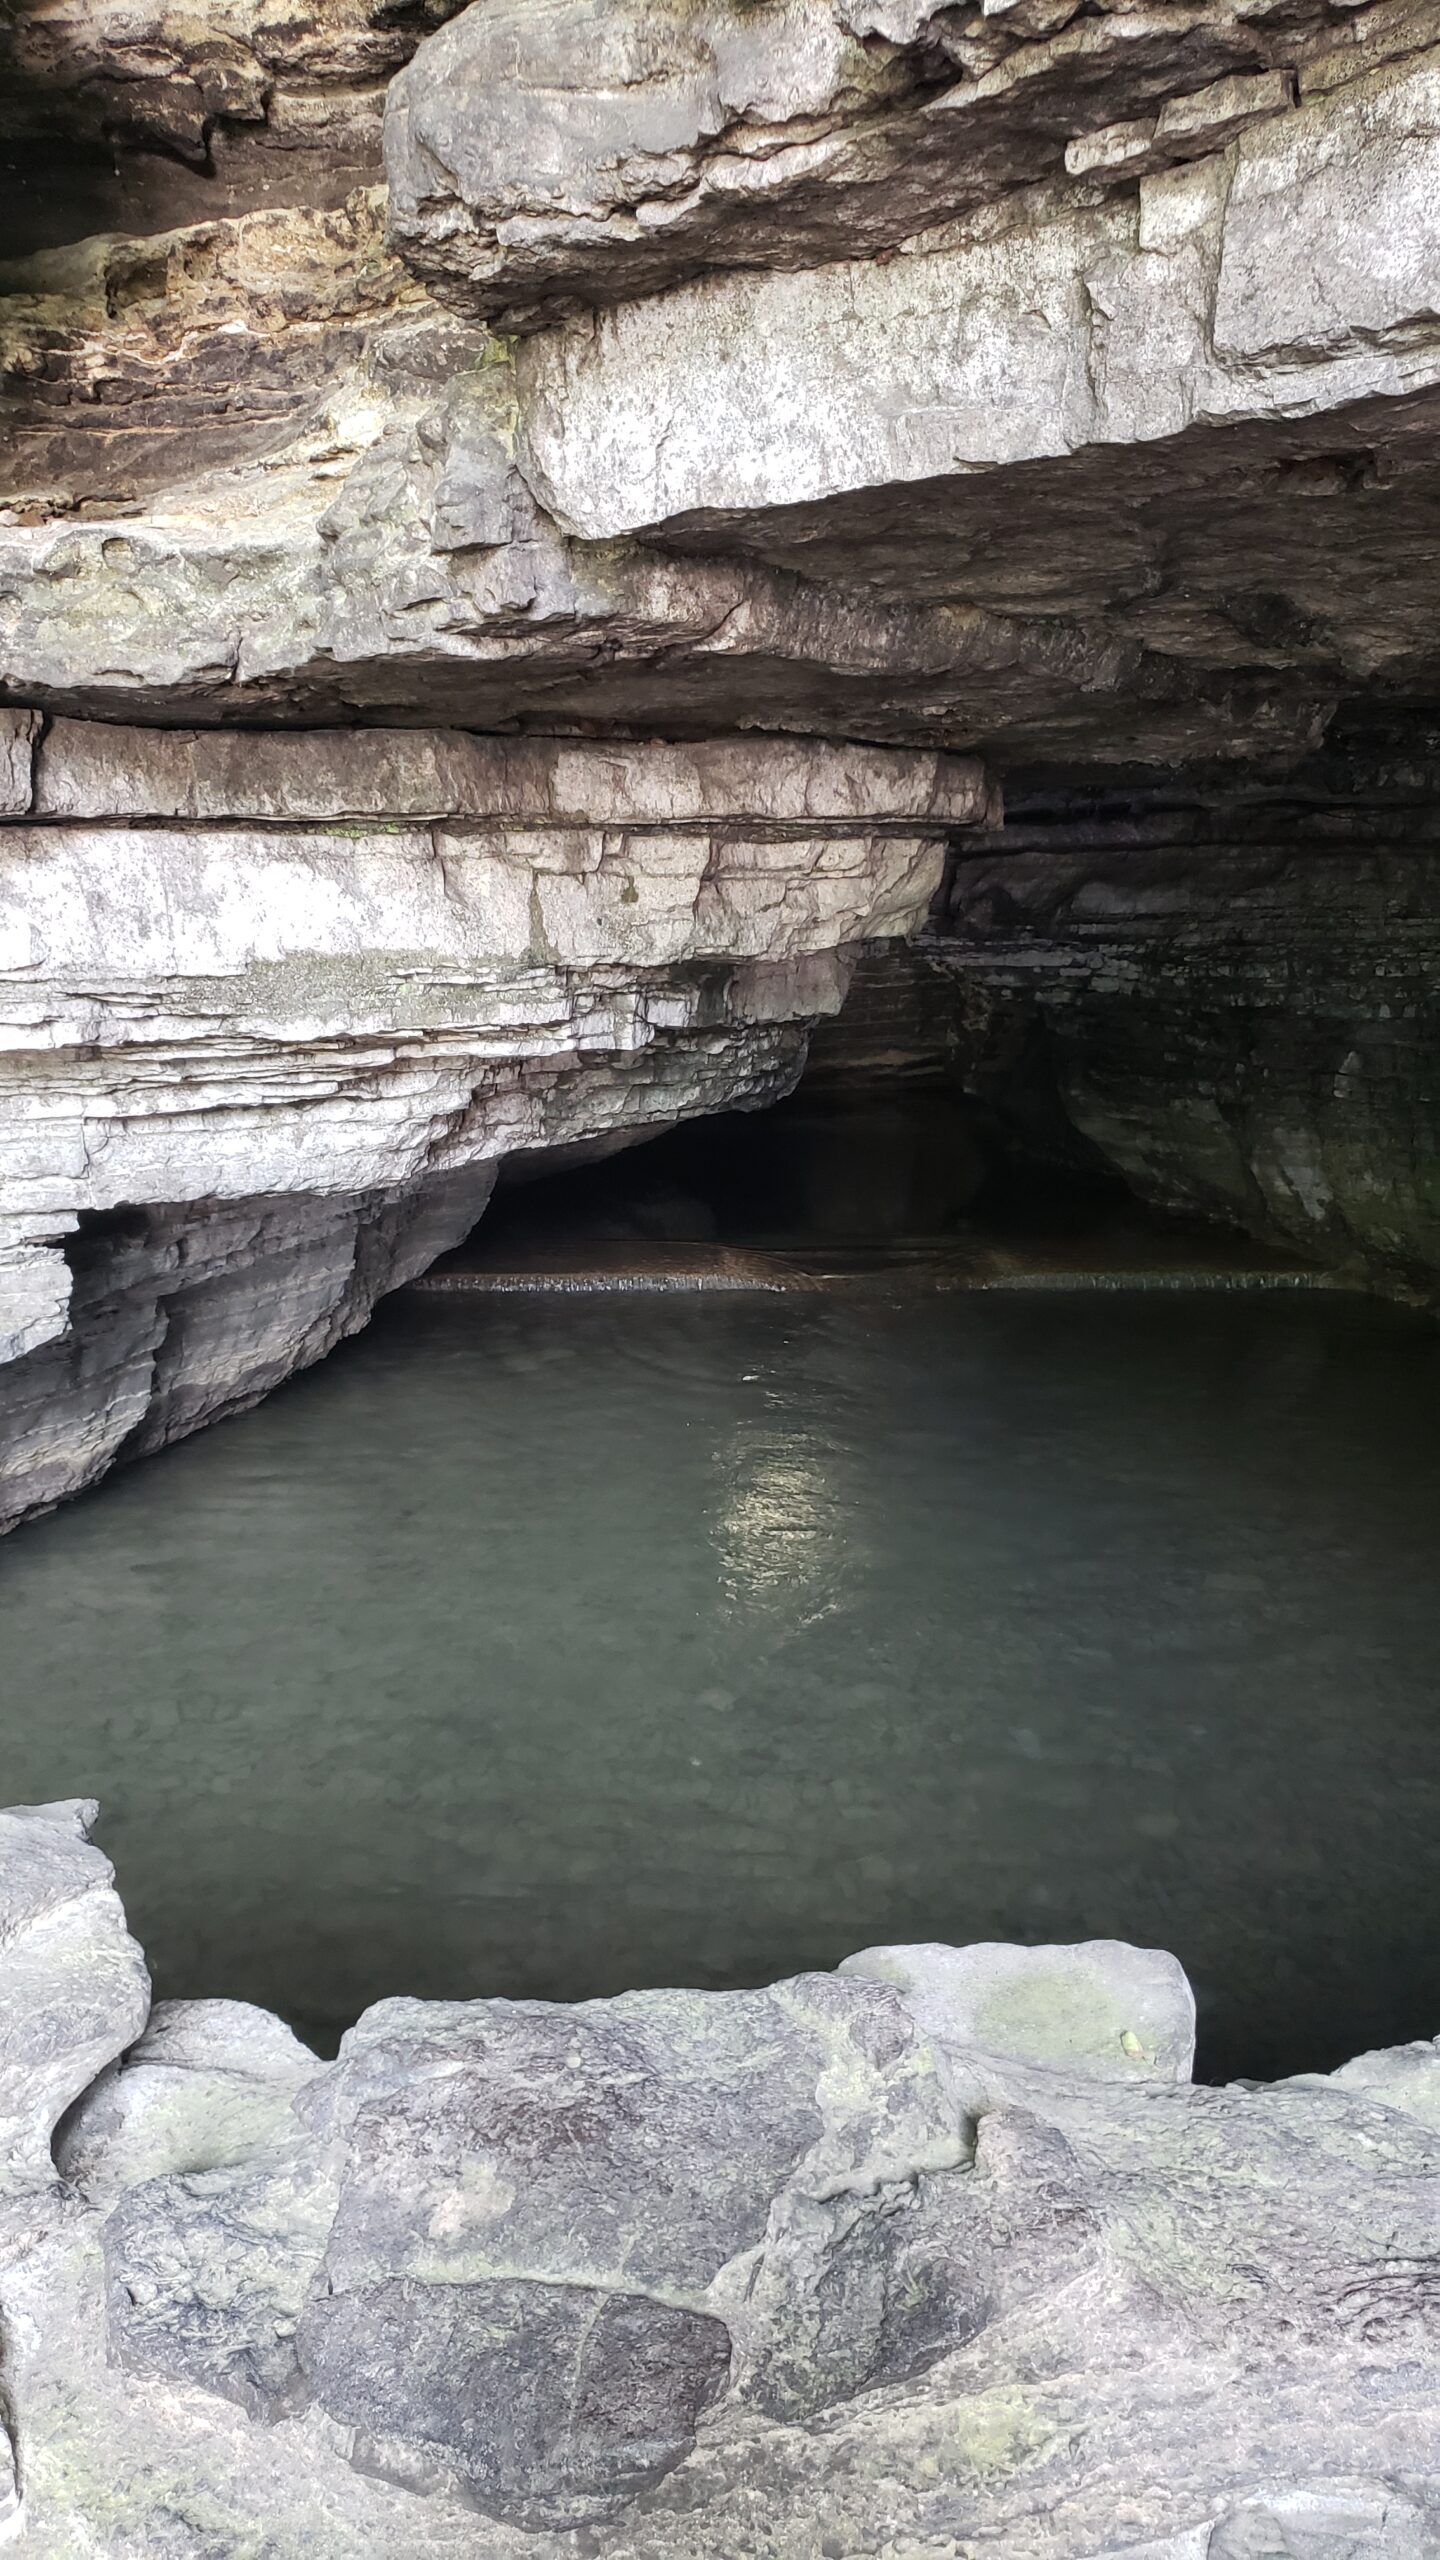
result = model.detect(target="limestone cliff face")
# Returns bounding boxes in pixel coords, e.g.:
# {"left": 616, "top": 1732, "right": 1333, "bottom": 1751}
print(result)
{"left": 4, "top": 0, "right": 1440, "bottom": 1526}
{"left": 0, "top": 715, "right": 985, "bottom": 1527}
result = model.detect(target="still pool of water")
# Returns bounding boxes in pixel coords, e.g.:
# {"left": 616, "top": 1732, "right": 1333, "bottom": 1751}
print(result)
{"left": 3, "top": 1288, "right": 1438, "bottom": 2082}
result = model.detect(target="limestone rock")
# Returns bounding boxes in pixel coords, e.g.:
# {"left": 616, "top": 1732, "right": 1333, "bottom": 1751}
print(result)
{"left": 0, "top": 1801, "right": 149, "bottom": 2200}
{"left": 517, "top": 55, "right": 1440, "bottom": 540}
{"left": 0, "top": 0, "right": 472, "bottom": 250}
{"left": 0, "top": 711, "right": 37, "bottom": 817}
{"left": 0, "top": 193, "right": 441, "bottom": 514}
{"left": 9, "top": 9, "right": 1439, "bottom": 777}
{"left": 56, "top": 2000, "right": 320, "bottom": 2206}
{"left": 86, "top": 1969, "right": 986, "bottom": 2523}
{"left": 843, "top": 1935, "right": 1197, "bottom": 2084}
{"left": 925, "top": 739, "right": 1440, "bottom": 1294}
{"left": 0, "top": 722, "right": 980, "bottom": 1529}
{"left": 25, "top": 720, "right": 989, "bottom": 831}
{"left": 0, "top": 1806, "right": 1436, "bottom": 2556}
{"left": 0, "top": 1170, "right": 500, "bottom": 1533}
{"left": 383, "top": 0, "right": 1334, "bottom": 330}
{"left": 300, "top": 2275, "right": 734, "bottom": 2520}
{"left": 1322, "top": 2037, "right": 1440, "bottom": 2132}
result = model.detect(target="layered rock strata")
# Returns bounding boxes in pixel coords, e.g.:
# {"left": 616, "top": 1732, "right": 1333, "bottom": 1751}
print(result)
{"left": 6, "top": 1, "right": 1440, "bottom": 769}
{"left": 914, "top": 733, "right": 1440, "bottom": 1292}
{"left": 6, "top": 0, "right": 1440, "bottom": 1516}
{"left": 1, "top": 1799, "right": 1437, "bottom": 2555}
{"left": 0, "top": 0, "right": 470, "bottom": 253}
{"left": 0, "top": 713, "right": 987, "bottom": 1529}
{"left": 384, "top": 0, "right": 1435, "bottom": 327}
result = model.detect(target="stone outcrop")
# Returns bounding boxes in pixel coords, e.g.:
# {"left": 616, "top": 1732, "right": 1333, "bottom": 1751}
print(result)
{"left": 0, "top": 714, "right": 986, "bottom": 1529}
{"left": 6, "top": 0, "right": 1440, "bottom": 1518}
{"left": 516, "top": 47, "right": 1440, "bottom": 535}
{"left": 1, "top": 1801, "right": 1437, "bottom": 2555}
{"left": 382, "top": 0, "right": 1404, "bottom": 329}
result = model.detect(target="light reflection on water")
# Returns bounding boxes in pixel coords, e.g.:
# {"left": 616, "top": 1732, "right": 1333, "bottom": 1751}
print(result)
{"left": 0, "top": 1288, "right": 1437, "bottom": 2082}
{"left": 715, "top": 1420, "right": 855, "bottom": 1625}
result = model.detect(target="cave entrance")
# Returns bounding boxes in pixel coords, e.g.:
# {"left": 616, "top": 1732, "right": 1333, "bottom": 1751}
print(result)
{"left": 428, "top": 1070, "right": 1317, "bottom": 1296}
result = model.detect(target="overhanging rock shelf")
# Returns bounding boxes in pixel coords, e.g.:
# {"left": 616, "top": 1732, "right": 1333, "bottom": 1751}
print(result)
{"left": 0, "top": 716, "right": 990, "bottom": 1531}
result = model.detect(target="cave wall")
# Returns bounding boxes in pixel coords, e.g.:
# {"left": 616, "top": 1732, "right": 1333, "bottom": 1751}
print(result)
{"left": 0, "top": 713, "right": 985, "bottom": 1528}
{"left": 921, "top": 732, "right": 1440, "bottom": 1295}
{"left": 5, "top": 0, "right": 1440, "bottom": 1525}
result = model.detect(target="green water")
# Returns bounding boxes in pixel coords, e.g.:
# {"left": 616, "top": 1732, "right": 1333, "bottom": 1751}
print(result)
{"left": 2, "top": 1288, "right": 1437, "bottom": 2082}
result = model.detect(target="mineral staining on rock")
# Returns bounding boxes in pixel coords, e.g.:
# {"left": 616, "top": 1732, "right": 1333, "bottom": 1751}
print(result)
{"left": 1, "top": 1801, "right": 1438, "bottom": 2555}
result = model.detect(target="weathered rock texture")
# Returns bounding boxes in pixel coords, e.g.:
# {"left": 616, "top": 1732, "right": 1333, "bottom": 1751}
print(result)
{"left": 383, "top": 0, "right": 1419, "bottom": 329}
{"left": 826, "top": 724, "right": 1436, "bottom": 1292}
{"left": 0, "top": 0, "right": 470, "bottom": 253}
{"left": 1, "top": 1801, "right": 1438, "bottom": 2556}
{"left": 0, "top": 715, "right": 984, "bottom": 1529}
{"left": 6, "top": 0, "right": 1440, "bottom": 1516}
{"left": 943, "top": 778, "right": 1440, "bottom": 1291}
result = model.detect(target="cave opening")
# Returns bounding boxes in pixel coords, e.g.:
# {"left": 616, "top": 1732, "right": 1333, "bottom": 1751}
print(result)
{"left": 437, "top": 1069, "right": 1314, "bottom": 1290}
{"left": 9, "top": 0, "right": 1440, "bottom": 2523}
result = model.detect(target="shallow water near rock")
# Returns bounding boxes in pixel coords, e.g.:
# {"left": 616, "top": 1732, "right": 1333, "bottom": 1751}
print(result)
{"left": 2, "top": 1285, "right": 1437, "bottom": 2083}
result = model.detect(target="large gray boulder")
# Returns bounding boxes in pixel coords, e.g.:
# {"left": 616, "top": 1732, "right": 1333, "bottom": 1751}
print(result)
{"left": 102, "top": 1973, "right": 987, "bottom": 2524}
{"left": 0, "top": 1800, "right": 1434, "bottom": 2556}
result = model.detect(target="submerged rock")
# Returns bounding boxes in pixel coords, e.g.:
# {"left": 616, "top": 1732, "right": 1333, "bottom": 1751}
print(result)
{"left": 0, "top": 1802, "right": 1436, "bottom": 2555}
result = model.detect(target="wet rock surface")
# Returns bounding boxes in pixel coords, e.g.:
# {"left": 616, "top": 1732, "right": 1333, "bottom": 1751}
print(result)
{"left": 0, "top": 1803, "right": 1437, "bottom": 2554}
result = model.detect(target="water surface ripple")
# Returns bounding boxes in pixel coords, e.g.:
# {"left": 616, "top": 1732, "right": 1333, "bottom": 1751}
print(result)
{"left": 2, "top": 1289, "right": 1436, "bottom": 2081}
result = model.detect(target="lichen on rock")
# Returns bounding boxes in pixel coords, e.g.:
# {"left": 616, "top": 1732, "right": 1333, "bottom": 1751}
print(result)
{"left": 0, "top": 1802, "right": 1437, "bottom": 2555}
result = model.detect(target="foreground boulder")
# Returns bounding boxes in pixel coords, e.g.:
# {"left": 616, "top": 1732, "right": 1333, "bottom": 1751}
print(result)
{"left": 0, "top": 1803, "right": 1436, "bottom": 2554}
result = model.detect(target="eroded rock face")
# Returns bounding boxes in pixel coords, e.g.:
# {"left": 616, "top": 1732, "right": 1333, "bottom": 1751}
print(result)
{"left": 927, "top": 737, "right": 1440, "bottom": 1292}
{"left": 7, "top": 0, "right": 1440, "bottom": 1509}
{"left": 0, "top": 0, "right": 471, "bottom": 252}
{"left": 382, "top": 0, "right": 1369, "bottom": 330}
{"left": 0, "top": 1803, "right": 1437, "bottom": 2556}
{"left": 516, "top": 51, "right": 1440, "bottom": 537}
{"left": 0, "top": 717, "right": 985, "bottom": 1529}
{"left": 0, "top": 1801, "right": 148, "bottom": 2204}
